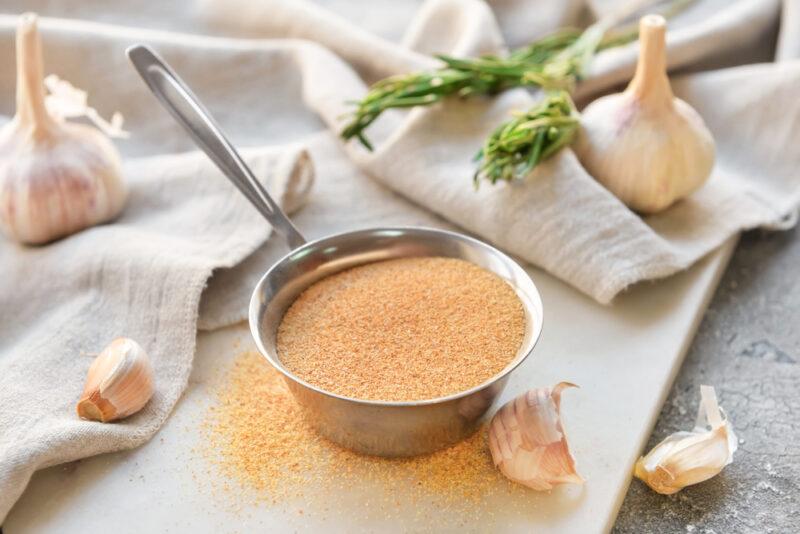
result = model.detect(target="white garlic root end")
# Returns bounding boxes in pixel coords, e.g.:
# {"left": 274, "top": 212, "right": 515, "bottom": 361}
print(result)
{"left": 575, "top": 14, "right": 716, "bottom": 214}
{"left": 488, "top": 382, "right": 584, "bottom": 490}
{"left": 77, "top": 338, "right": 154, "bottom": 423}
{"left": 44, "top": 75, "right": 130, "bottom": 139}
{"left": 634, "top": 385, "right": 736, "bottom": 495}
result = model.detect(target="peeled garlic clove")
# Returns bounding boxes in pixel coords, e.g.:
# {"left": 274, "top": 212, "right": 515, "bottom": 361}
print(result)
{"left": 0, "top": 13, "right": 127, "bottom": 245}
{"left": 77, "top": 338, "right": 154, "bottom": 423}
{"left": 488, "top": 382, "right": 584, "bottom": 490}
{"left": 635, "top": 385, "right": 736, "bottom": 495}
{"left": 575, "top": 15, "right": 715, "bottom": 214}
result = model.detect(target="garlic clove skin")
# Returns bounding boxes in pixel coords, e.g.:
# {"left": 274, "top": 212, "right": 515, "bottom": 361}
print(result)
{"left": 0, "top": 13, "right": 127, "bottom": 245}
{"left": 574, "top": 15, "right": 715, "bottom": 214}
{"left": 488, "top": 382, "right": 584, "bottom": 490}
{"left": 77, "top": 338, "right": 154, "bottom": 423}
{"left": 634, "top": 385, "right": 736, "bottom": 495}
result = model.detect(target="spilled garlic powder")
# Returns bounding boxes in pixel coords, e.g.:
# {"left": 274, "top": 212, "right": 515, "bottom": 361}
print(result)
{"left": 276, "top": 257, "right": 526, "bottom": 401}
{"left": 200, "top": 351, "right": 526, "bottom": 510}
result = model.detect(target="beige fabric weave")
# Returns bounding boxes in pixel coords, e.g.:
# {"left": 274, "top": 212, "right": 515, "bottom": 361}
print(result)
{"left": 203, "top": 0, "right": 800, "bottom": 302}
{"left": 1, "top": 0, "right": 799, "bottom": 521}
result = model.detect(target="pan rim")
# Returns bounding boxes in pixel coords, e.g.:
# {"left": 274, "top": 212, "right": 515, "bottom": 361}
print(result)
{"left": 248, "top": 226, "right": 544, "bottom": 408}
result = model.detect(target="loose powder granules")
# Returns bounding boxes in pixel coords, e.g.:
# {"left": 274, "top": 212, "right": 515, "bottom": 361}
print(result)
{"left": 276, "top": 257, "right": 526, "bottom": 401}
{"left": 201, "top": 351, "right": 528, "bottom": 514}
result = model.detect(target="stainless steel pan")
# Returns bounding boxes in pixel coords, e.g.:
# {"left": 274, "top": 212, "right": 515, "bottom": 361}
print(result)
{"left": 128, "top": 45, "right": 544, "bottom": 457}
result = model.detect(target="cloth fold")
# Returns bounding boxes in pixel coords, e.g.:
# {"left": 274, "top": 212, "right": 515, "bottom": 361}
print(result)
{"left": 206, "top": 0, "right": 800, "bottom": 303}
{"left": 0, "top": 145, "right": 313, "bottom": 520}
{"left": 1, "top": 0, "right": 799, "bottom": 522}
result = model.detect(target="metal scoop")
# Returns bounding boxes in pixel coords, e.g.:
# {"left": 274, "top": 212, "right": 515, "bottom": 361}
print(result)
{"left": 128, "top": 45, "right": 544, "bottom": 457}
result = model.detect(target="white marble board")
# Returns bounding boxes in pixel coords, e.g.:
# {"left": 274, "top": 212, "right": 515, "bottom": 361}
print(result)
{"left": 5, "top": 235, "right": 737, "bottom": 534}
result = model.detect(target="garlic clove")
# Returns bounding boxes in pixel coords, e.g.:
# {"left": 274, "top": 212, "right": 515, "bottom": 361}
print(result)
{"left": 574, "top": 14, "right": 715, "bottom": 214}
{"left": 488, "top": 382, "right": 584, "bottom": 490}
{"left": 77, "top": 338, "right": 154, "bottom": 423}
{"left": 0, "top": 13, "right": 127, "bottom": 245}
{"left": 634, "top": 385, "right": 736, "bottom": 495}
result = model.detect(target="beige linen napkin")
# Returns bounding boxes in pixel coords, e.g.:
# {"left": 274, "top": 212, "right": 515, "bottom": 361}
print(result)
{"left": 1, "top": 0, "right": 799, "bottom": 521}
{"left": 0, "top": 16, "right": 315, "bottom": 520}
{"left": 204, "top": 0, "right": 800, "bottom": 303}
{"left": 0, "top": 147, "right": 313, "bottom": 521}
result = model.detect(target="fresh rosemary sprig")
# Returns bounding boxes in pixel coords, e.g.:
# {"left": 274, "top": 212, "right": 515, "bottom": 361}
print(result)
{"left": 474, "top": 91, "right": 579, "bottom": 186}
{"left": 341, "top": 26, "right": 636, "bottom": 149}
{"left": 343, "top": 0, "right": 694, "bottom": 183}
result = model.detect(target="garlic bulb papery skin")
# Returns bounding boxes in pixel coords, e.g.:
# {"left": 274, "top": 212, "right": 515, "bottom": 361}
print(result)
{"left": 574, "top": 15, "right": 715, "bottom": 214}
{"left": 77, "top": 338, "right": 154, "bottom": 423}
{"left": 488, "top": 382, "right": 584, "bottom": 490}
{"left": 0, "top": 13, "right": 127, "bottom": 245}
{"left": 635, "top": 385, "right": 736, "bottom": 495}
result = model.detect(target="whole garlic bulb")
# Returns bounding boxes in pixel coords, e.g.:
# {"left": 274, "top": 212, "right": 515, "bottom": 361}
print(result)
{"left": 0, "top": 13, "right": 127, "bottom": 245}
{"left": 575, "top": 15, "right": 715, "bottom": 214}
{"left": 77, "top": 338, "right": 154, "bottom": 423}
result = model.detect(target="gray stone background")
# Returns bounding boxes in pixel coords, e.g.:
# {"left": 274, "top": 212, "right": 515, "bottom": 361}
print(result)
{"left": 614, "top": 226, "right": 800, "bottom": 533}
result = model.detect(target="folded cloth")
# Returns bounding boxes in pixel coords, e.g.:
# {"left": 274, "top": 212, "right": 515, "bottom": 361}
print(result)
{"left": 0, "top": 12, "right": 322, "bottom": 519}
{"left": 1, "top": 0, "right": 799, "bottom": 521}
{"left": 203, "top": 0, "right": 800, "bottom": 303}
{"left": 0, "top": 146, "right": 313, "bottom": 520}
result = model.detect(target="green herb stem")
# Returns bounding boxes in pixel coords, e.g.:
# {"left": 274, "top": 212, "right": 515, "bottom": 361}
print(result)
{"left": 340, "top": 23, "right": 639, "bottom": 149}
{"left": 474, "top": 91, "right": 579, "bottom": 186}
{"left": 341, "top": 0, "right": 693, "bottom": 183}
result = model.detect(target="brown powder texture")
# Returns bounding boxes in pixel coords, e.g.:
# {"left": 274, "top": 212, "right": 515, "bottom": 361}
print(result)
{"left": 276, "top": 257, "right": 526, "bottom": 401}
{"left": 201, "top": 351, "right": 526, "bottom": 511}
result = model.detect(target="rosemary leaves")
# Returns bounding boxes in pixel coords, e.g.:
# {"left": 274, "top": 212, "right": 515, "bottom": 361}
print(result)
{"left": 474, "top": 91, "right": 579, "bottom": 185}
{"left": 341, "top": 0, "right": 696, "bottom": 186}
{"left": 339, "top": 30, "right": 581, "bottom": 150}
{"left": 341, "top": 25, "right": 635, "bottom": 151}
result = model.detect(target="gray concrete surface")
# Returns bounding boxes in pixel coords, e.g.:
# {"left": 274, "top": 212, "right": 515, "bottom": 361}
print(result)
{"left": 614, "top": 225, "right": 800, "bottom": 533}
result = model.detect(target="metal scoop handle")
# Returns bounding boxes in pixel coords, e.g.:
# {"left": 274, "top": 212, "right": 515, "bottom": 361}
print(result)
{"left": 126, "top": 45, "right": 307, "bottom": 249}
